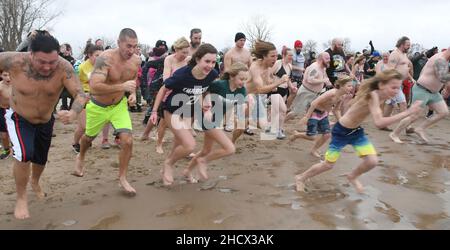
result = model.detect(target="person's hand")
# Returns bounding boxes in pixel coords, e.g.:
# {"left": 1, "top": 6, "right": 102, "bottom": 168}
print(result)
{"left": 122, "top": 81, "right": 137, "bottom": 92}
{"left": 150, "top": 112, "right": 158, "bottom": 125}
{"left": 56, "top": 110, "right": 77, "bottom": 125}
{"left": 369, "top": 40, "right": 373, "bottom": 46}
{"left": 290, "top": 86, "right": 298, "bottom": 94}
{"left": 280, "top": 75, "right": 290, "bottom": 84}
{"left": 408, "top": 101, "right": 423, "bottom": 115}
{"left": 325, "top": 79, "right": 333, "bottom": 88}
{"left": 128, "top": 93, "right": 136, "bottom": 107}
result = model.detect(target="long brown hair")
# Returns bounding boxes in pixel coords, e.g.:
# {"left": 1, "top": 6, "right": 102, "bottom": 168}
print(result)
{"left": 188, "top": 43, "right": 218, "bottom": 67}
{"left": 252, "top": 40, "right": 276, "bottom": 59}
{"left": 354, "top": 69, "right": 403, "bottom": 103}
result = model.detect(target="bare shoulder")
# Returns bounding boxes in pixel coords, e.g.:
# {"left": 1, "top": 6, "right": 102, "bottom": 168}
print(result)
{"left": 369, "top": 91, "right": 380, "bottom": 104}
{"left": 0, "top": 52, "right": 26, "bottom": 71}
{"left": 165, "top": 54, "right": 174, "bottom": 63}
{"left": 131, "top": 54, "right": 141, "bottom": 68}
{"left": 58, "top": 58, "right": 76, "bottom": 80}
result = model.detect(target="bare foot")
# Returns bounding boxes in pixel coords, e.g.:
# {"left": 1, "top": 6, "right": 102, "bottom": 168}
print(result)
{"left": 405, "top": 127, "right": 415, "bottom": 134}
{"left": 15, "top": 198, "right": 30, "bottom": 220}
{"left": 295, "top": 175, "right": 307, "bottom": 192}
{"left": 289, "top": 131, "right": 302, "bottom": 142}
{"left": 197, "top": 158, "right": 209, "bottom": 181}
{"left": 389, "top": 132, "right": 404, "bottom": 144}
{"left": 140, "top": 135, "right": 150, "bottom": 141}
{"left": 182, "top": 168, "right": 199, "bottom": 184}
{"left": 31, "top": 180, "right": 47, "bottom": 200}
{"left": 72, "top": 155, "right": 85, "bottom": 177}
{"left": 414, "top": 129, "right": 430, "bottom": 143}
{"left": 119, "top": 178, "right": 137, "bottom": 196}
{"left": 162, "top": 161, "right": 174, "bottom": 186}
{"left": 156, "top": 145, "right": 164, "bottom": 154}
{"left": 310, "top": 150, "right": 321, "bottom": 158}
{"left": 347, "top": 176, "right": 365, "bottom": 194}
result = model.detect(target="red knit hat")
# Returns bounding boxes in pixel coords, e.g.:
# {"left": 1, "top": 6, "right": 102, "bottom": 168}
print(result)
{"left": 294, "top": 40, "right": 303, "bottom": 48}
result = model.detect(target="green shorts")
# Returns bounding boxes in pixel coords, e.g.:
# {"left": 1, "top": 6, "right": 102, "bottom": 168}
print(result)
{"left": 411, "top": 83, "right": 444, "bottom": 108}
{"left": 85, "top": 97, "right": 132, "bottom": 138}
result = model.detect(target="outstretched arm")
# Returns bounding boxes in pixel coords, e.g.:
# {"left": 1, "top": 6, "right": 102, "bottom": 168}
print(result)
{"left": 369, "top": 92, "right": 422, "bottom": 129}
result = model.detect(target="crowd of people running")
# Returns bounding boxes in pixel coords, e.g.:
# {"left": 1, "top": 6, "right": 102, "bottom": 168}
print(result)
{"left": 0, "top": 28, "right": 449, "bottom": 220}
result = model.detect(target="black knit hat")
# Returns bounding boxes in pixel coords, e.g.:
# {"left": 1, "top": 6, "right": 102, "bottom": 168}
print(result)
{"left": 235, "top": 32, "right": 246, "bottom": 42}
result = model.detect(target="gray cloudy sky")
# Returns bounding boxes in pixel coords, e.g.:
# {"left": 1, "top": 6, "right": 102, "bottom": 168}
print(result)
{"left": 49, "top": 0, "right": 449, "bottom": 57}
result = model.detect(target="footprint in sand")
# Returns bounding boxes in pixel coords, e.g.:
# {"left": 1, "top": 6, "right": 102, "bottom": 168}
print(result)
{"left": 90, "top": 214, "right": 121, "bottom": 230}
{"left": 156, "top": 204, "right": 193, "bottom": 218}
{"left": 375, "top": 200, "right": 401, "bottom": 223}
{"left": 81, "top": 199, "right": 94, "bottom": 206}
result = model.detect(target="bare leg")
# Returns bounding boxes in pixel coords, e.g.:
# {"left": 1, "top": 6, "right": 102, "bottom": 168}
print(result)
{"left": 383, "top": 104, "right": 394, "bottom": 117}
{"left": 414, "top": 101, "right": 449, "bottom": 143}
{"left": 290, "top": 131, "right": 315, "bottom": 142}
{"left": 287, "top": 92, "right": 296, "bottom": 110}
{"left": 164, "top": 113, "right": 196, "bottom": 185}
{"left": 13, "top": 161, "right": 31, "bottom": 220}
{"left": 232, "top": 129, "right": 244, "bottom": 144}
{"left": 295, "top": 161, "right": 334, "bottom": 192}
{"left": 311, "top": 134, "right": 331, "bottom": 158}
{"left": 102, "top": 123, "right": 110, "bottom": 143}
{"left": 73, "top": 135, "right": 94, "bottom": 177}
{"left": 30, "top": 163, "right": 46, "bottom": 199}
{"left": 117, "top": 133, "right": 136, "bottom": 195}
{"left": 346, "top": 155, "right": 378, "bottom": 194}
{"left": 390, "top": 116, "right": 418, "bottom": 144}
{"left": 140, "top": 119, "right": 155, "bottom": 141}
{"left": 186, "top": 129, "right": 235, "bottom": 181}
{"left": 156, "top": 119, "right": 167, "bottom": 154}
{"left": 73, "top": 110, "right": 86, "bottom": 145}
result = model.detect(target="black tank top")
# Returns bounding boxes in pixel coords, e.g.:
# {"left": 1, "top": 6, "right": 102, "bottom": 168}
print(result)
{"left": 275, "top": 65, "right": 287, "bottom": 78}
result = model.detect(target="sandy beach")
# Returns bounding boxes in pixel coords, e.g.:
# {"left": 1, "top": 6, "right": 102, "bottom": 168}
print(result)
{"left": 0, "top": 111, "right": 449, "bottom": 230}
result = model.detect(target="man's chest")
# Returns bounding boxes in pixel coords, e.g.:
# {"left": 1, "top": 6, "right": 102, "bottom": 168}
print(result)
{"left": 108, "top": 64, "right": 137, "bottom": 82}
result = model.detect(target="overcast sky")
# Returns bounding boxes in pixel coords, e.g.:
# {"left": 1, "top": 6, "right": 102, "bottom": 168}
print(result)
{"left": 48, "top": 0, "right": 449, "bottom": 58}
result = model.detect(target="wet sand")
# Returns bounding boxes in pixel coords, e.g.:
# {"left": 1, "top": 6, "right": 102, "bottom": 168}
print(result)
{"left": 0, "top": 112, "right": 449, "bottom": 230}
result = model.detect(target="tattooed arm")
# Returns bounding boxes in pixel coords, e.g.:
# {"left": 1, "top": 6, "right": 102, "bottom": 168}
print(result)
{"left": 56, "top": 60, "right": 88, "bottom": 124}
{"left": 61, "top": 60, "right": 88, "bottom": 115}
{"left": 0, "top": 52, "right": 17, "bottom": 72}
{"left": 89, "top": 54, "right": 135, "bottom": 95}
{"left": 434, "top": 59, "right": 450, "bottom": 83}
{"left": 387, "top": 52, "right": 399, "bottom": 70}
{"left": 306, "top": 68, "right": 327, "bottom": 86}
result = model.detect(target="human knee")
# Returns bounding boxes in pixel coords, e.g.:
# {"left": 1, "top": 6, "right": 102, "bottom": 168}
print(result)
{"left": 366, "top": 156, "right": 379, "bottom": 168}
{"left": 225, "top": 144, "right": 236, "bottom": 156}
{"left": 439, "top": 108, "right": 449, "bottom": 118}
{"left": 323, "top": 162, "right": 335, "bottom": 171}
{"left": 184, "top": 140, "right": 196, "bottom": 153}
{"left": 120, "top": 134, "right": 133, "bottom": 148}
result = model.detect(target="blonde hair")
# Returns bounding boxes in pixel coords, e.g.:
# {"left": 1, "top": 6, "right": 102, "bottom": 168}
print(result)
{"left": 221, "top": 62, "right": 249, "bottom": 80}
{"left": 173, "top": 37, "right": 190, "bottom": 51}
{"left": 354, "top": 69, "right": 403, "bottom": 103}
{"left": 335, "top": 76, "right": 353, "bottom": 89}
